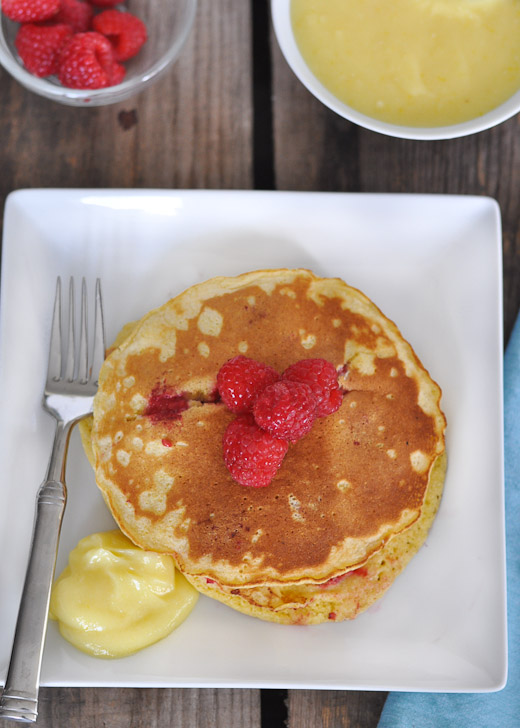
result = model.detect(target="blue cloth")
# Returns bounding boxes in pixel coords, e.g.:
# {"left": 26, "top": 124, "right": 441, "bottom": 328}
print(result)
{"left": 378, "top": 314, "right": 520, "bottom": 728}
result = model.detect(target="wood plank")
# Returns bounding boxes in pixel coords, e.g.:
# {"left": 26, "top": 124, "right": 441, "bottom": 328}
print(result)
{"left": 287, "top": 690, "right": 386, "bottom": 728}
{"left": 271, "top": 37, "right": 520, "bottom": 341}
{"left": 36, "top": 687, "right": 261, "bottom": 728}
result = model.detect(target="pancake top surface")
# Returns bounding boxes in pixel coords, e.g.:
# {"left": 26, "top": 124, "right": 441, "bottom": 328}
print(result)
{"left": 92, "top": 269, "right": 446, "bottom": 587}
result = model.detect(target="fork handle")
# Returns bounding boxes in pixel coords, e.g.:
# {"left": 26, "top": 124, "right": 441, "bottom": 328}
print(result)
{"left": 0, "top": 425, "right": 70, "bottom": 723}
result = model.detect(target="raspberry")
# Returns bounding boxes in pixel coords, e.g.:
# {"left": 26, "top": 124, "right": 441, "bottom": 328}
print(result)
{"left": 2, "top": 0, "right": 60, "bottom": 23}
{"left": 283, "top": 358, "right": 343, "bottom": 417}
{"left": 54, "top": 0, "right": 93, "bottom": 33}
{"left": 92, "top": 9, "right": 147, "bottom": 61}
{"left": 253, "top": 380, "right": 317, "bottom": 442}
{"left": 15, "top": 22, "right": 72, "bottom": 77}
{"left": 57, "top": 31, "right": 124, "bottom": 89}
{"left": 109, "top": 58, "right": 125, "bottom": 85}
{"left": 217, "top": 356, "right": 279, "bottom": 414}
{"left": 144, "top": 385, "right": 188, "bottom": 424}
{"left": 88, "top": 0, "right": 119, "bottom": 6}
{"left": 223, "top": 415, "right": 289, "bottom": 488}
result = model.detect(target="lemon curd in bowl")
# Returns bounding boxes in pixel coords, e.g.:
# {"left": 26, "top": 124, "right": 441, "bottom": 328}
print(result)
{"left": 288, "top": 0, "right": 520, "bottom": 131}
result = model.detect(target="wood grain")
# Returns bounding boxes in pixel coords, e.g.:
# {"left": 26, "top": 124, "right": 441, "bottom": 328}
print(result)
{"left": 36, "top": 687, "right": 261, "bottom": 728}
{"left": 287, "top": 690, "right": 386, "bottom": 728}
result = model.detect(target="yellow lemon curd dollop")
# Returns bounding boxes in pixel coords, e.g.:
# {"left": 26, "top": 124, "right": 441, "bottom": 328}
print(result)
{"left": 291, "top": 0, "right": 520, "bottom": 127}
{"left": 49, "top": 530, "right": 198, "bottom": 658}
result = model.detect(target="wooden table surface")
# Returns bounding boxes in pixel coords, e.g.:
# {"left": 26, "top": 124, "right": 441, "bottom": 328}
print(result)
{"left": 0, "top": 2, "right": 517, "bottom": 727}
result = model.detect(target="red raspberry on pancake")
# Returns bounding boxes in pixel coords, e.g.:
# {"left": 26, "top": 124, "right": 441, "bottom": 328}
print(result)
{"left": 283, "top": 358, "right": 343, "bottom": 416}
{"left": 217, "top": 355, "right": 280, "bottom": 414}
{"left": 253, "top": 379, "right": 317, "bottom": 442}
{"left": 223, "top": 415, "right": 289, "bottom": 488}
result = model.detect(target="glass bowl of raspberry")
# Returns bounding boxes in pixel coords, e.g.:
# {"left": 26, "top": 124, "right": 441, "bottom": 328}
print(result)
{"left": 0, "top": 0, "right": 197, "bottom": 106}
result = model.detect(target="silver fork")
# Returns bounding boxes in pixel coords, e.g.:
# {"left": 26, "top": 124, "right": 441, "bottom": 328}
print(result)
{"left": 0, "top": 277, "right": 105, "bottom": 724}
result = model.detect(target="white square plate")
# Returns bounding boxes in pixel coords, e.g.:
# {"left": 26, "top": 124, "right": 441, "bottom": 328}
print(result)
{"left": 0, "top": 189, "right": 506, "bottom": 692}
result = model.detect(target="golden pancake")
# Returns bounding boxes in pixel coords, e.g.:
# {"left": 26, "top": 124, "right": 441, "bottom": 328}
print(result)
{"left": 185, "top": 451, "right": 446, "bottom": 624}
{"left": 88, "top": 269, "right": 446, "bottom": 605}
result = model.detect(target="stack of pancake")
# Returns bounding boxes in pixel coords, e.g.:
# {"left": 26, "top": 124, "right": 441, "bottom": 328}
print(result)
{"left": 81, "top": 269, "right": 446, "bottom": 624}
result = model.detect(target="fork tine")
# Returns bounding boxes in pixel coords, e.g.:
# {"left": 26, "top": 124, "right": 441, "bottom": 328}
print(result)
{"left": 64, "top": 278, "right": 76, "bottom": 382}
{"left": 90, "top": 278, "right": 105, "bottom": 385}
{"left": 77, "top": 278, "right": 89, "bottom": 383}
{"left": 47, "top": 277, "right": 63, "bottom": 383}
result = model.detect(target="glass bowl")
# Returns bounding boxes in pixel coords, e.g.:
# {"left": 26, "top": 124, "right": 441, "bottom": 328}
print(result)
{"left": 272, "top": 0, "right": 520, "bottom": 141}
{"left": 0, "top": 0, "right": 197, "bottom": 106}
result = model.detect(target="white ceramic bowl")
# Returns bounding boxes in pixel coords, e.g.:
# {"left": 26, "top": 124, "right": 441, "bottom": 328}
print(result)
{"left": 271, "top": 0, "right": 520, "bottom": 140}
{"left": 0, "top": 0, "right": 197, "bottom": 107}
